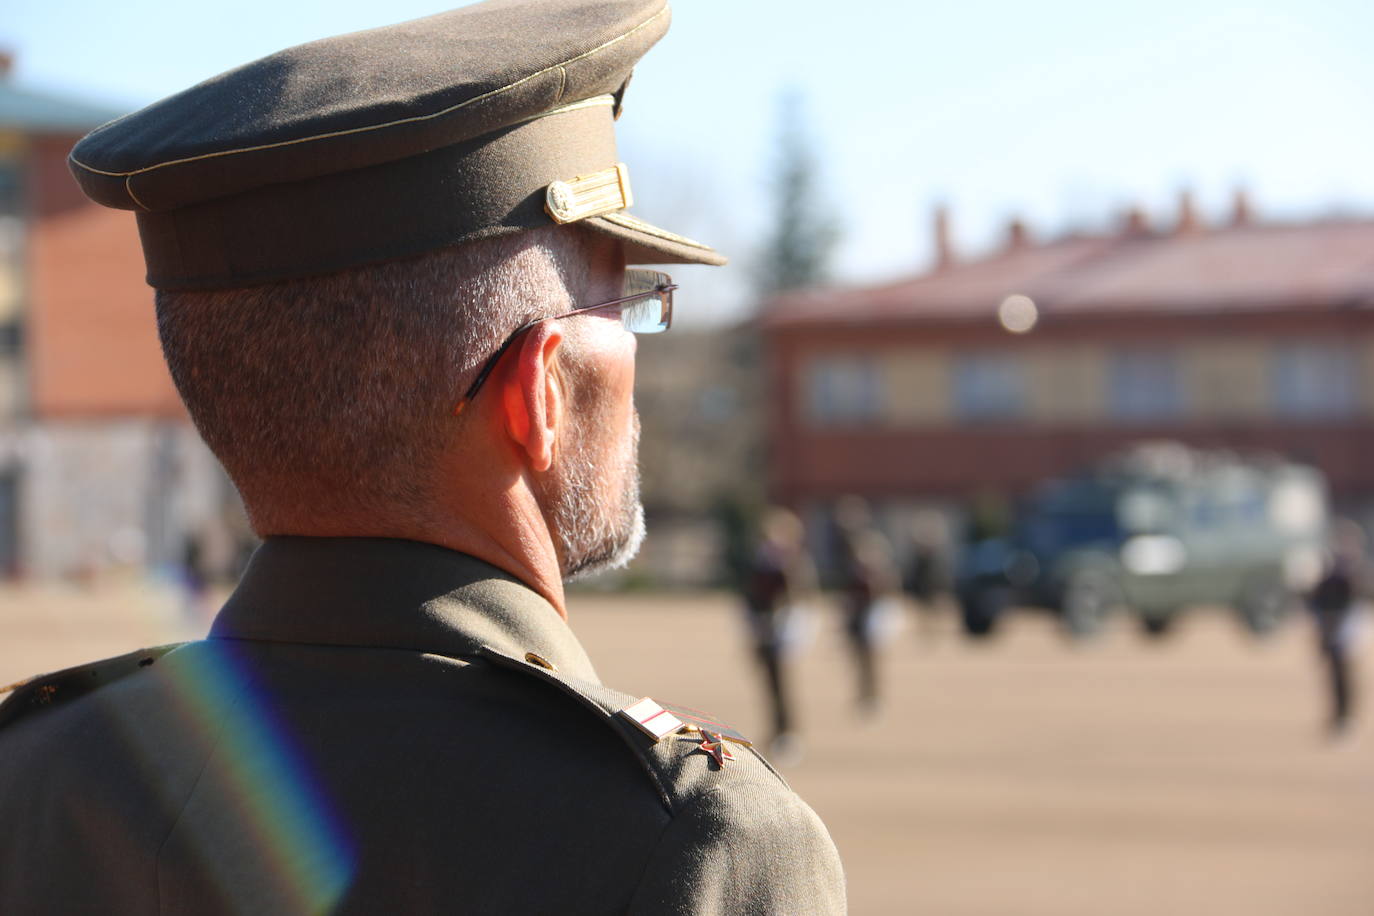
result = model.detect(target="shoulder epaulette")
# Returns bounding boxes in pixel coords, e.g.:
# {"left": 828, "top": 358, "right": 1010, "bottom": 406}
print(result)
{"left": 477, "top": 645, "right": 781, "bottom": 814}
{"left": 0, "top": 643, "right": 187, "bottom": 731}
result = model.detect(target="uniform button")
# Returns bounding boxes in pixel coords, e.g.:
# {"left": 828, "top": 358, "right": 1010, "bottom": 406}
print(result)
{"left": 524, "top": 652, "right": 556, "bottom": 671}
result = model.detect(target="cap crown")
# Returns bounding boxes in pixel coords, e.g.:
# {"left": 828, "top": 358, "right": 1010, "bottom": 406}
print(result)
{"left": 70, "top": 0, "right": 668, "bottom": 213}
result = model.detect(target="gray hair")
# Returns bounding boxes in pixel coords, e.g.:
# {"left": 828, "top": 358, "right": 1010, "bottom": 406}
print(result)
{"left": 155, "top": 226, "right": 594, "bottom": 530}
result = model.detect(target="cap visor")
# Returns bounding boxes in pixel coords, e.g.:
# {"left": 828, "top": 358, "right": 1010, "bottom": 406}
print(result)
{"left": 585, "top": 210, "right": 727, "bottom": 266}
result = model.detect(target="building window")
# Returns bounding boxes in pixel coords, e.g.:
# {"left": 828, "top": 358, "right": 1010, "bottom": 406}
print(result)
{"left": 0, "top": 156, "right": 22, "bottom": 422}
{"left": 0, "top": 159, "right": 21, "bottom": 329}
{"left": 804, "top": 355, "right": 880, "bottom": 425}
{"left": 0, "top": 158, "right": 20, "bottom": 219}
{"left": 1271, "top": 342, "right": 1356, "bottom": 418}
{"left": 952, "top": 352, "right": 1024, "bottom": 420}
{"left": 1109, "top": 348, "right": 1182, "bottom": 421}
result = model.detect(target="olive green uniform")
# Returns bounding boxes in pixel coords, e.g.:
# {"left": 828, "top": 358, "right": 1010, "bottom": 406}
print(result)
{"left": 4, "top": 1, "right": 846, "bottom": 909}
{"left": 0, "top": 537, "right": 845, "bottom": 913}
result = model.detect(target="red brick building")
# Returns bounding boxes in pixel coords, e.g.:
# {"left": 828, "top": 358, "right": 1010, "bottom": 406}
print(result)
{"left": 762, "top": 196, "right": 1374, "bottom": 533}
{"left": 1, "top": 63, "right": 233, "bottom": 578}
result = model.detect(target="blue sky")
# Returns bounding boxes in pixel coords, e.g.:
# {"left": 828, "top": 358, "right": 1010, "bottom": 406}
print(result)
{"left": 5, "top": 0, "right": 1373, "bottom": 322}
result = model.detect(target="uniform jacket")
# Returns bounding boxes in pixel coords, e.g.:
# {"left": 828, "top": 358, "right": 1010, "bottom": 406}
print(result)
{"left": 0, "top": 537, "right": 845, "bottom": 914}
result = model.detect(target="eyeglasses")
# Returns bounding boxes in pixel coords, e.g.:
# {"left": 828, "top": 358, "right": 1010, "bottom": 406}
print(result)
{"left": 453, "top": 268, "right": 676, "bottom": 416}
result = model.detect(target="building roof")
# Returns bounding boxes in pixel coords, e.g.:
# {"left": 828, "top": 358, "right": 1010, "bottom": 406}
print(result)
{"left": 764, "top": 218, "right": 1374, "bottom": 328}
{"left": 0, "top": 79, "right": 125, "bottom": 134}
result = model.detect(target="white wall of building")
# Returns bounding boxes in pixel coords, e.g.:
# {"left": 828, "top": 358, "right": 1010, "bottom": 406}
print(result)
{"left": 1, "top": 419, "right": 239, "bottom": 579}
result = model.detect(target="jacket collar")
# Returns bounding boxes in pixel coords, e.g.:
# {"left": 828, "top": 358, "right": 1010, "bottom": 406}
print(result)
{"left": 210, "top": 536, "right": 599, "bottom": 682}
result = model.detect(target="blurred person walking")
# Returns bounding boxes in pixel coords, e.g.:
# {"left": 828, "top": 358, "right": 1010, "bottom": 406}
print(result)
{"left": 742, "top": 507, "right": 815, "bottom": 762}
{"left": 177, "top": 531, "right": 211, "bottom": 623}
{"left": 904, "top": 510, "right": 952, "bottom": 641}
{"left": 1309, "top": 518, "right": 1367, "bottom": 738}
{"left": 833, "top": 496, "right": 900, "bottom": 716}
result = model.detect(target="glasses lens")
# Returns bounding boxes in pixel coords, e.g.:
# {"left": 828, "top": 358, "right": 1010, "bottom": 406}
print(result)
{"left": 616, "top": 269, "right": 672, "bottom": 334}
{"left": 619, "top": 296, "right": 667, "bottom": 334}
{"left": 622, "top": 269, "right": 662, "bottom": 297}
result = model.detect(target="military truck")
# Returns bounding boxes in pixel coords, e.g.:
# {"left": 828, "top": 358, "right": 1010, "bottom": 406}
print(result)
{"left": 956, "top": 444, "right": 1329, "bottom": 638}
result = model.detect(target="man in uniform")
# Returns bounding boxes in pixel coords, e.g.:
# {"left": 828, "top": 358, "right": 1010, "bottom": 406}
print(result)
{"left": 0, "top": 1, "right": 847, "bottom": 912}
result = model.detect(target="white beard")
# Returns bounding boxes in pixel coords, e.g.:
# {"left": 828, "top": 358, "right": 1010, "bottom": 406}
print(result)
{"left": 548, "top": 410, "right": 646, "bottom": 582}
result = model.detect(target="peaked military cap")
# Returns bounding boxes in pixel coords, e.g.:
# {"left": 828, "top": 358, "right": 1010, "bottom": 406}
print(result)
{"left": 68, "top": 0, "right": 725, "bottom": 290}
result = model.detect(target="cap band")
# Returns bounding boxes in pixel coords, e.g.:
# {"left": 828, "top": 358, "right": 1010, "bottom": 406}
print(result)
{"left": 135, "top": 102, "right": 619, "bottom": 289}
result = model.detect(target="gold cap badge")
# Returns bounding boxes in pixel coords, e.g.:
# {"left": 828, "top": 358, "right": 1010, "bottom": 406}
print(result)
{"left": 544, "top": 163, "right": 633, "bottom": 224}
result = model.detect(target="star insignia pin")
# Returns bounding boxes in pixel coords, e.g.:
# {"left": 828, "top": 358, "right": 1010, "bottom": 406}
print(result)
{"left": 695, "top": 730, "right": 736, "bottom": 768}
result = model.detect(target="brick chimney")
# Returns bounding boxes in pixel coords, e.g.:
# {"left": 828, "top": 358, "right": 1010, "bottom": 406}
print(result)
{"left": 1229, "top": 187, "right": 1253, "bottom": 227}
{"left": 1174, "top": 189, "right": 1201, "bottom": 235}
{"left": 1005, "top": 216, "right": 1030, "bottom": 251}
{"left": 933, "top": 204, "right": 955, "bottom": 270}
{"left": 1120, "top": 205, "right": 1150, "bottom": 237}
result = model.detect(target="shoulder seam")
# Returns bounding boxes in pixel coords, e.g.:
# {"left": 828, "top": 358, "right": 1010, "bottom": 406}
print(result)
{"left": 153, "top": 677, "right": 238, "bottom": 912}
{"left": 623, "top": 788, "right": 698, "bottom": 912}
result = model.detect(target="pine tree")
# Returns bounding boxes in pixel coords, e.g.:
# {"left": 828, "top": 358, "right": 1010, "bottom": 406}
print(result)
{"left": 756, "top": 91, "right": 839, "bottom": 296}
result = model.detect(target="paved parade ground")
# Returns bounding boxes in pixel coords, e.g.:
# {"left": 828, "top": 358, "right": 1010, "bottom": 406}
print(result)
{"left": 3, "top": 582, "right": 1372, "bottom": 915}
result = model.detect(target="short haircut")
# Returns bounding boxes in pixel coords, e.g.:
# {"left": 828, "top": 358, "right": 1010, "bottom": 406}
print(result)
{"left": 155, "top": 226, "right": 594, "bottom": 530}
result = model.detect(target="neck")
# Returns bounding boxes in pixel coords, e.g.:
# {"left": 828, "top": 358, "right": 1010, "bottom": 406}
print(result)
{"left": 423, "top": 479, "right": 568, "bottom": 618}
{"left": 250, "top": 480, "right": 568, "bottom": 620}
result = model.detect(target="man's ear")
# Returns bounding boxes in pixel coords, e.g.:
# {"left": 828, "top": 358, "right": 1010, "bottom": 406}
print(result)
{"left": 500, "top": 324, "right": 564, "bottom": 473}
